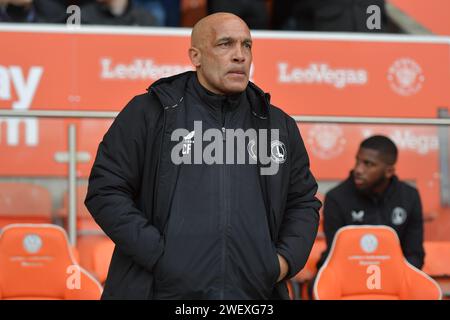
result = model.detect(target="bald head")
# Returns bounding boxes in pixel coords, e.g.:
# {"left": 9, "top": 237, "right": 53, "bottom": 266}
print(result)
{"left": 188, "top": 12, "right": 252, "bottom": 95}
{"left": 191, "top": 13, "right": 250, "bottom": 49}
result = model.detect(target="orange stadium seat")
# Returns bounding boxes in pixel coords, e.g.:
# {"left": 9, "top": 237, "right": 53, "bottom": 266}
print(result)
{"left": 424, "top": 208, "right": 450, "bottom": 241}
{"left": 291, "top": 238, "right": 326, "bottom": 299}
{"left": 0, "top": 183, "right": 53, "bottom": 228}
{"left": 314, "top": 225, "right": 442, "bottom": 300}
{"left": 77, "top": 235, "right": 114, "bottom": 284}
{"left": 423, "top": 241, "right": 450, "bottom": 299}
{"left": 181, "top": 0, "right": 207, "bottom": 27}
{"left": 0, "top": 224, "right": 102, "bottom": 299}
{"left": 58, "top": 185, "right": 114, "bottom": 284}
{"left": 286, "top": 278, "right": 294, "bottom": 300}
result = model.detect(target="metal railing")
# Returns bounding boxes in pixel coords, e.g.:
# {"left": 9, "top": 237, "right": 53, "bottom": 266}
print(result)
{"left": 1, "top": 109, "right": 450, "bottom": 125}
{"left": 1, "top": 109, "right": 449, "bottom": 244}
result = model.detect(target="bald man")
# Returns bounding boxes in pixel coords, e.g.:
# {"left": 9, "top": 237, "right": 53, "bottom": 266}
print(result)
{"left": 86, "top": 13, "right": 321, "bottom": 300}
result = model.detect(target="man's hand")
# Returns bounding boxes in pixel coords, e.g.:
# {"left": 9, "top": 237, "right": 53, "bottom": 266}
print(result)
{"left": 277, "top": 254, "right": 289, "bottom": 282}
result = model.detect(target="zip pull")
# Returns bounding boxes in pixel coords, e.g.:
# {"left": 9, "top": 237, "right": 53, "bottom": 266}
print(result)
{"left": 222, "top": 127, "right": 226, "bottom": 140}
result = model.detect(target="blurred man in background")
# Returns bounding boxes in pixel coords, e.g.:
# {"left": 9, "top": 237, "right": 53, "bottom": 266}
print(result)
{"left": 317, "top": 135, "right": 425, "bottom": 271}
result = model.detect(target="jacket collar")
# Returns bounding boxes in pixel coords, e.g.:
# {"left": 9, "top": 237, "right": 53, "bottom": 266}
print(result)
{"left": 147, "top": 71, "right": 271, "bottom": 119}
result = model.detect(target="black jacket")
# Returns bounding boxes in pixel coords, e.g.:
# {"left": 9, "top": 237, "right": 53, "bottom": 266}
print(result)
{"left": 85, "top": 71, "right": 321, "bottom": 299}
{"left": 318, "top": 173, "right": 425, "bottom": 270}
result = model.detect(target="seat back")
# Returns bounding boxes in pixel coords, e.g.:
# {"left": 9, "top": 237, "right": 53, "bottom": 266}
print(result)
{"left": 180, "top": 0, "right": 207, "bottom": 27}
{"left": 294, "top": 238, "right": 326, "bottom": 282}
{"left": 58, "top": 185, "right": 103, "bottom": 234}
{"left": 0, "top": 183, "right": 52, "bottom": 228}
{"left": 423, "top": 241, "right": 450, "bottom": 298}
{"left": 314, "top": 225, "right": 442, "bottom": 300}
{"left": 77, "top": 235, "right": 115, "bottom": 284}
{"left": 0, "top": 224, "right": 102, "bottom": 300}
{"left": 423, "top": 241, "right": 450, "bottom": 277}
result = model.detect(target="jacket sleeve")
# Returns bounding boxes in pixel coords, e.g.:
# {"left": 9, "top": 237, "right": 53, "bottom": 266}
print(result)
{"left": 85, "top": 95, "right": 164, "bottom": 272}
{"left": 401, "top": 189, "right": 425, "bottom": 269}
{"left": 276, "top": 117, "right": 322, "bottom": 279}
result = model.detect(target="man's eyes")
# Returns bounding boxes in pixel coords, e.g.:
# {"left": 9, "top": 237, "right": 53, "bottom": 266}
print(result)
{"left": 217, "top": 42, "right": 252, "bottom": 49}
{"left": 356, "top": 159, "right": 375, "bottom": 167}
{"left": 364, "top": 161, "right": 375, "bottom": 167}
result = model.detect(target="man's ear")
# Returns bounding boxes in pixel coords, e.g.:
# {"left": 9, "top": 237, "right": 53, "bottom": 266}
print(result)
{"left": 189, "top": 47, "right": 201, "bottom": 68}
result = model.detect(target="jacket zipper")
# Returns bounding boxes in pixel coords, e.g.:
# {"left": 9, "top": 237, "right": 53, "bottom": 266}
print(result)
{"left": 220, "top": 102, "right": 228, "bottom": 298}
{"left": 151, "top": 98, "right": 167, "bottom": 227}
{"left": 221, "top": 104, "right": 226, "bottom": 140}
{"left": 151, "top": 103, "right": 166, "bottom": 297}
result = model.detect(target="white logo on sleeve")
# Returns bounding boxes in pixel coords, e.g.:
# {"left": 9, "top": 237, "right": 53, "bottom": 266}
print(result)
{"left": 360, "top": 234, "right": 378, "bottom": 253}
{"left": 351, "top": 210, "right": 365, "bottom": 222}
{"left": 392, "top": 207, "right": 407, "bottom": 225}
{"left": 23, "top": 234, "right": 43, "bottom": 254}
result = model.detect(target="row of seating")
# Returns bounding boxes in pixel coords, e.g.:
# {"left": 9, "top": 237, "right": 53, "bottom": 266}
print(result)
{"left": 1, "top": 223, "right": 444, "bottom": 300}
{"left": 0, "top": 182, "right": 114, "bottom": 287}
{"left": 0, "top": 182, "right": 449, "bottom": 299}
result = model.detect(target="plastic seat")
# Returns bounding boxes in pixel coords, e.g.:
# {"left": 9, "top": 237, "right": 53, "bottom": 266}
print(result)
{"left": 0, "top": 183, "right": 53, "bottom": 228}
{"left": 423, "top": 241, "right": 450, "bottom": 298}
{"left": 77, "top": 235, "right": 114, "bottom": 284}
{"left": 294, "top": 239, "right": 327, "bottom": 283}
{"left": 181, "top": 0, "right": 207, "bottom": 27}
{"left": 0, "top": 224, "right": 102, "bottom": 300}
{"left": 289, "top": 238, "right": 326, "bottom": 299}
{"left": 314, "top": 225, "right": 442, "bottom": 300}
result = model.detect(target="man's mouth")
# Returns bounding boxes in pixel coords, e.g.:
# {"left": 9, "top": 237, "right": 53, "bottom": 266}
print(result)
{"left": 227, "top": 70, "right": 246, "bottom": 76}
{"left": 354, "top": 177, "right": 365, "bottom": 186}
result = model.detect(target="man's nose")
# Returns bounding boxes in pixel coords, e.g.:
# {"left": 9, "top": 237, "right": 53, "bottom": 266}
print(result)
{"left": 354, "top": 162, "right": 364, "bottom": 175}
{"left": 232, "top": 45, "right": 245, "bottom": 63}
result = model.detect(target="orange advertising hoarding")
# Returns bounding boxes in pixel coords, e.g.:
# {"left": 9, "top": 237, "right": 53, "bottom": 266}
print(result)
{"left": 1, "top": 26, "right": 449, "bottom": 115}
{"left": 0, "top": 25, "right": 449, "bottom": 213}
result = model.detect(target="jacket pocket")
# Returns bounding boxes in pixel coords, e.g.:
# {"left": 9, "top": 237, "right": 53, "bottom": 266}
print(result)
{"left": 103, "top": 249, "right": 155, "bottom": 300}
{"left": 120, "top": 262, "right": 154, "bottom": 299}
